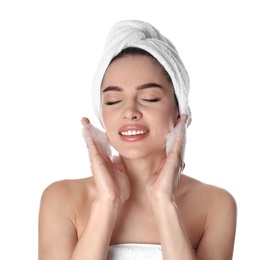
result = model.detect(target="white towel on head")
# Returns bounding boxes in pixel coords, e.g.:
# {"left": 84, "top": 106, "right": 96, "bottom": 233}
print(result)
{"left": 91, "top": 20, "right": 191, "bottom": 126}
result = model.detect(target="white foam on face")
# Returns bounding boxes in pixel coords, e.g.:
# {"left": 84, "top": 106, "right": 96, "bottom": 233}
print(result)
{"left": 82, "top": 123, "right": 112, "bottom": 161}
{"left": 166, "top": 119, "right": 187, "bottom": 166}
{"left": 82, "top": 120, "right": 186, "bottom": 169}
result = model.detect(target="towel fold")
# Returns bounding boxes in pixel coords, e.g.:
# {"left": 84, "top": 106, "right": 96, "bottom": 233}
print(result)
{"left": 91, "top": 20, "right": 191, "bottom": 126}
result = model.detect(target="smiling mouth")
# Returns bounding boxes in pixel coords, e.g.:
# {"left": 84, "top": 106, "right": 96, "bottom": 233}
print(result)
{"left": 119, "top": 130, "right": 149, "bottom": 136}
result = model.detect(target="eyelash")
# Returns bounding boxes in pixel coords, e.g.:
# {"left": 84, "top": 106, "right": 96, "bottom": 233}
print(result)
{"left": 142, "top": 98, "right": 160, "bottom": 103}
{"left": 104, "top": 101, "right": 121, "bottom": 105}
{"left": 104, "top": 98, "right": 160, "bottom": 106}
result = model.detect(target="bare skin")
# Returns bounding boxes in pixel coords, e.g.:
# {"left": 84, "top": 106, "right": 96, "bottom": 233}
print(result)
{"left": 39, "top": 170, "right": 236, "bottom": 259}
{"left": 38, "top": 55, "right": 237, "bottom": 260}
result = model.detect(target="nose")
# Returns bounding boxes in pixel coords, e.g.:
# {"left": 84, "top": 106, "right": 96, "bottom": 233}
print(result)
{"left": 123, "top": 103, "right": 142, "bottom": 121}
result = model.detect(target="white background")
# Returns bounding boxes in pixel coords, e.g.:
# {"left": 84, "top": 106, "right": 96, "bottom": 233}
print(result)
{"left": 1, "top": 0, "right": 273, "bottom": 259}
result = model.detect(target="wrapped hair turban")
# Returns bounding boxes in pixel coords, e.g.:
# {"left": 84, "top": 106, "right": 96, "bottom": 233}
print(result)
{"left": 91, "top": 20, "right": 191, "bottom": 126}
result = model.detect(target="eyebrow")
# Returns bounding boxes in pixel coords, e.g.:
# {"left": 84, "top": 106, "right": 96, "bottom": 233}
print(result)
{"left": 137, "top": 83, "right": 163, "bottom": 90}
{"left": 102, "top": 83, "right": 163, "bottom": 93}
{"left": 102, "top": 86, "right": 123, "bottom": 93}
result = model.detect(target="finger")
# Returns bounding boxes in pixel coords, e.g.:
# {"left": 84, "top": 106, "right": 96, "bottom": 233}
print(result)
{"left": 81, "top": 117, "right": 92, "bottom": 142}
{"left": 83, "top": 126, "right": 100, "bottom": 158}
{"left": 112, "top": 156, "right": 123, "bottom": 171}
{"left": 158, "top": 156, "right": 182, "bottom": 193}
{"left": 163, "top": 116, "right": 187, "bottom": 182}
{"left": 81, "top": 117, "right": 90, "bottom": 125}
{"left": 82, "top": 121, "right": 104, "bottom": 160}
{"left": 84, "top": 126, "right": 112, "bottom": 180}
{"left": 82, "top": 121, "right": 112, "bottom": 162}
{"left": 172, "top": 122, "right": 183, "bottom": 155}
{"left": 166, "top": 116, "right": 186, "bottom": 157}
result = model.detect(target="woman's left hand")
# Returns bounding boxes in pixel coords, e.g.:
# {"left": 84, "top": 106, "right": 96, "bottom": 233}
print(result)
{"left": 146, "top": 115, "right": 187, "bottom": 203}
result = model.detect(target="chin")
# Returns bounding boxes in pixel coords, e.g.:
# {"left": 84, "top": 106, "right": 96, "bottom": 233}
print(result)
{"left": 117, "top": 149, "right": 147, "bottom": 160}
{"left": 117, "top": 146, "right": 165, "bottom": 161}
{"left": 110, "top": 138, "right": 166, "bottom": 160}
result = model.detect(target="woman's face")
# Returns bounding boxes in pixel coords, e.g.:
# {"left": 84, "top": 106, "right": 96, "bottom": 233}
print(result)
{"left": 101, "top": 55, "right": 179, "bottom": 159}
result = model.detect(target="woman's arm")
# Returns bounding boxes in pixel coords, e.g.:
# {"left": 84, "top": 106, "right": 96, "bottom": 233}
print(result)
{"left": 38, "top": 182, "right": 123, "bottom": 260}
{"left": 195, "top": 187, "right": 237, "bottom": 260}
{"left": 146, "top": 115, "right": 237, "bottom": 259}
{"left": 39, "top": 118, "right": 130, "bottom": 259}
{"left": 70, "top": 198, "right": 123, "bottom": 260}
{"left": 150, "top": 197, "right": 197, "bottom": 259}
{"left": 149, "top": 186, "right": 237, "bottom": 260}
{"left": 39, "top": 181, "right": 78, "bottom": 260}
{"left": 146, "top": 116, "right": 196, "bottom": 259}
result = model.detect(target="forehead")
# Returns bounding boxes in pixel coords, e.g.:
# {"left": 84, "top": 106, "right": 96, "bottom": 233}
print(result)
{"left": 102, "top": 55, "right": 170, "bottom": 87}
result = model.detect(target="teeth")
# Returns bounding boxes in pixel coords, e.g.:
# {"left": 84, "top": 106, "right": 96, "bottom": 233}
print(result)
{"left": 120, "top": 130, "right": 148, "bottom": 136}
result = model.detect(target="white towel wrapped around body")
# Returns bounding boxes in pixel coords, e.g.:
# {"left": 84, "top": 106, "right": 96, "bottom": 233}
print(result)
{"left": 107, "top": 243, "right": 162, "bottom": 260}
{"left": 91, "top": 20, "right": 191, "bottom": 126}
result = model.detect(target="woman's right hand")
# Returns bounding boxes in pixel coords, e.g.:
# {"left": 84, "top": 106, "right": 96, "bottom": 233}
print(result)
{"left": 81, "top": 117, "right": 130, "bottom": 206}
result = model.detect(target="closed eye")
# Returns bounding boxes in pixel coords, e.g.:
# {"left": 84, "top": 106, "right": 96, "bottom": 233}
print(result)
{"left": 142, "top": 98, "right": 160, "bottom": 102}
{"left": 104, "top": 100, "right": 122, "bottom": 105}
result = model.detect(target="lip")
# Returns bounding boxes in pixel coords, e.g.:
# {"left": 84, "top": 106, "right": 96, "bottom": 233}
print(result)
{"left": 118, "top": 124, "right": 150, "bottom": 142}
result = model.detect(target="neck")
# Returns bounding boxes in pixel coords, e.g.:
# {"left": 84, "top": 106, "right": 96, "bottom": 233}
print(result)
{"left": 120, "top": 152, "right": 165, "bottom": 200}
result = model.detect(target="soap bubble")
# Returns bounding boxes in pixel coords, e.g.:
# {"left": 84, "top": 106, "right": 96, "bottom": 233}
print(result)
{"left": 82, "top": 123, "right": 112, "bottom": 161}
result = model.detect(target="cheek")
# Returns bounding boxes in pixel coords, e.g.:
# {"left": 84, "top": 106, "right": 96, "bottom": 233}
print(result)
{"left": 152, "top": 109, "right": 177, "bottom": 141}
{"left": 157, "top": 105, "right": 178, "bottom": 127}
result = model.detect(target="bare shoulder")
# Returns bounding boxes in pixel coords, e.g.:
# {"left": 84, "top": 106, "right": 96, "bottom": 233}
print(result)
{"left": 176, "top": 174, "right": 237, "bottom": 219}
{"left": 40, "top": 177, "right": 96, "bottom": 211}
{"left": 176, "top": 174, "right": 237, "bottom": 254}
{"left": 39, "top": 177, "right": 97, "bottom": 258}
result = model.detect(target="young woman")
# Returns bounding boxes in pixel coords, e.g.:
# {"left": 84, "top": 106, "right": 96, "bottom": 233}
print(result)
{"left": 38, "top": 20, "right": 237, "bottom": 260}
